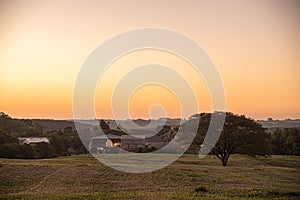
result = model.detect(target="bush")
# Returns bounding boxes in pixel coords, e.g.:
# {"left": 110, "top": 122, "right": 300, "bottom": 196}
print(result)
{"left": 61, "top": 152, "right": 69, "bottom": 156}
{"left": 194, "top": 185, "right": 208, "bottom": 193}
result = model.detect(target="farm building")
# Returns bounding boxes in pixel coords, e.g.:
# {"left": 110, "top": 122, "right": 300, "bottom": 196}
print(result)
{"left": 89, "top": 134, "right": 169, "bottom": 153}
{"left": 89, "top": 134, "right": 121, "bottom": 151}
{"left": 18, "top": 137, "right": 50, "bottom": 145}
{"left": 145, "top": 135, "right": 167, "bottom": 149}
{"left": 121, "top": 135, "right": 145, "bottom": 150}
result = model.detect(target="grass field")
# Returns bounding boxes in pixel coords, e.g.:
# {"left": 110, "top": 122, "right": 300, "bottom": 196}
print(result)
{"left": 0, "top": 154, "right": 299, "bottom": 199}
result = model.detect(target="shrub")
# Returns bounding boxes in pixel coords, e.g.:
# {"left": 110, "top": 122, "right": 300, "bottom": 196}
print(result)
{"left": 194, "top": 185, "right": 208, "bottom": 193}
{"left": 61, "top": 152, "right": 69, "bottom": 156}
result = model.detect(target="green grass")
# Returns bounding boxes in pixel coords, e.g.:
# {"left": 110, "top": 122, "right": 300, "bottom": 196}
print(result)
{"left": 0, "top": 154, "right": 299, "bottom": 199}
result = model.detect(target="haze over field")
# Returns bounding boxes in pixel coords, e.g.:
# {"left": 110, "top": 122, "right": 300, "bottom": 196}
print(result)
{"left": 0, "top": 0, "right": 299, "bottom": 120}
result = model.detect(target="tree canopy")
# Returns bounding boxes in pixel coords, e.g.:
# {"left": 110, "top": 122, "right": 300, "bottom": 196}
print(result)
{"left": 271, "top": 128, "right": 300, "bottom": 156}
{"left": 99, "top": 119, "right": 110, "bottom": 130}
{"left": 188, "top": 112, "right": 271, "bottom": 166}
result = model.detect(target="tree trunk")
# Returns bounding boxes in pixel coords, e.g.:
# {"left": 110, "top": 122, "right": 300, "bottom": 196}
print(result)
{"left": 221, "top": 159, "right": 226, "bottom": 166}
{"left": 221, "top": 153, "right": 231, "bottom": 166}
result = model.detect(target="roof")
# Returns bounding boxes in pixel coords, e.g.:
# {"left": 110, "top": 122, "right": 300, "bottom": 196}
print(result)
{"left": 121, "top": 135, "right": 145, "bottom": 145}
{"left": 18, "top": 137, "right": 49, "bottom": 144}
{"left": 91, "top": 134, "right": 121, "bottom": 140}
{"left": 145, "top": 135, "right": 164, "bottom": 142}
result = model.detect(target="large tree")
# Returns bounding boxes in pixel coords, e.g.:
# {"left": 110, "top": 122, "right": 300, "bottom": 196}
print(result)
{"left": 190, "top": 113, "right": 271, "bottom": 166}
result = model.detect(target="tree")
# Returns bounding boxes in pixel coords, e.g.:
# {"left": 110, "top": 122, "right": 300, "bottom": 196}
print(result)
{"left": 0, "top": 112, "right": 17, "bottom": 133}
{"left": 33, "top": 143, "right": 57, "bottom": 158}
{"left": 0, "top": 143, "right": 21, "bottom": 158}
{"left": 63, "top": 126, "right": 73, "bottom": 135}
{"left": 99, "top": 119, "right": 110, "bottom": 130}
{"left": 0, "top": 129, "right": 18, "bottom": 144}
{"left": 271, "top": 128, "right": 300, "bottom": 155}
{"left": 194, "top": 113, "right": 271, "bottom": 166}
{"left": 0, "top": 112, "right": 43, "bottom": 135}
{"left": 49, "top": 134, "right": 66, "bottom": 156}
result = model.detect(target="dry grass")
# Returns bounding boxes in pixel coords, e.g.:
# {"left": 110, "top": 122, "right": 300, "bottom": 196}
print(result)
{"left": 0, "top": 154, "right": 299, "bottom": 199}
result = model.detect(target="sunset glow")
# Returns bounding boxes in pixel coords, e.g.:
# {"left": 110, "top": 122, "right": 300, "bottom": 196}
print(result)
{"left": 1, "top": 0, "right": 299, "bottom": 120}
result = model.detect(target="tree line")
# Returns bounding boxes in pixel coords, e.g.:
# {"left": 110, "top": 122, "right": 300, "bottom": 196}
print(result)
{"left": 271, "top": 127, "right": 300, "bottom": 156}
{"left": 0, "top": 112, "right": 299, "bottom": 164}
{"left": 0, "top": 112, "right": 87, "bottom": 158}
{"left": 182, "top": 113, "right": 299, "bottom": 165}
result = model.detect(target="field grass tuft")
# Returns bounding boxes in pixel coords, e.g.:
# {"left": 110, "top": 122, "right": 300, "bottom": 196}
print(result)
{"left": 194, "top": 185, "right": 208, "bottom": 193}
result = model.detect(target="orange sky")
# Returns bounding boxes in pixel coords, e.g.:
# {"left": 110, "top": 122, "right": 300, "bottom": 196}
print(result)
{"left": 0, "top": 0, "right": 299, "bottom": 120}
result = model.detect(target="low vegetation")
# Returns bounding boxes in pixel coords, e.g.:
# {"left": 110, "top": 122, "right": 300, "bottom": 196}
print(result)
{"left": 1, "top": 112, "right": 300, "bottom": 164}
{"left": 0, "top": 154, "right": 299, "bottom": 199}
{"left": 194, "top": 185, "right": 208, "bottom": 193}
{"left": 0, "top": 112, "right": 300, "bottom": 199}
{"left": 186, "top": 113, "right": 272, "bottom": 166}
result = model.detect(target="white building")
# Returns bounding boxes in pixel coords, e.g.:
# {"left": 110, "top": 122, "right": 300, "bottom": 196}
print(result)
{"left": 18, "top": 137, "right": 50, "bottom": 145}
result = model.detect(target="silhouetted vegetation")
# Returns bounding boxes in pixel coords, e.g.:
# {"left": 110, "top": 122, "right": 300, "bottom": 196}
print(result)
{"left": 186, "top": 113, "right": 272, "bottom": 166}
{"left": 0, "top": 112, "right": 87, "bottom": 159}
{"left": 99, "top": 119, "right": 110, "bottom": 130}
{"left": 271, "top": 127, "right": 300, "bottom": 155}
{"left": 0, "top": 112, "right": 299, "bottom": 162}
{"left": 194, "top": 185, "right": 208, "bottom": 193}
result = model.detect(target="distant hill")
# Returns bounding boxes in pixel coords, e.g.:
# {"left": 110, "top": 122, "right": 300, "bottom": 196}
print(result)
{"left": 75, "top": 118, "right": 181, "bottom": 132}
{"left": 257, "top": 119, "right": 300, "bottom": 132}
{"left": 31, "top": 118, "right": 180, "bottom": 134}
{"left": 32, "top": 119, "right": 95, "bottom": 133}
{"left": 32, "top": 118, "right": 300, "bottom": 134}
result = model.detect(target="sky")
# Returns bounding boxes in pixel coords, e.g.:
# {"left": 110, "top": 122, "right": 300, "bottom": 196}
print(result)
{"left": 0, "top": 0, "right": 299, "bottom": 120}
